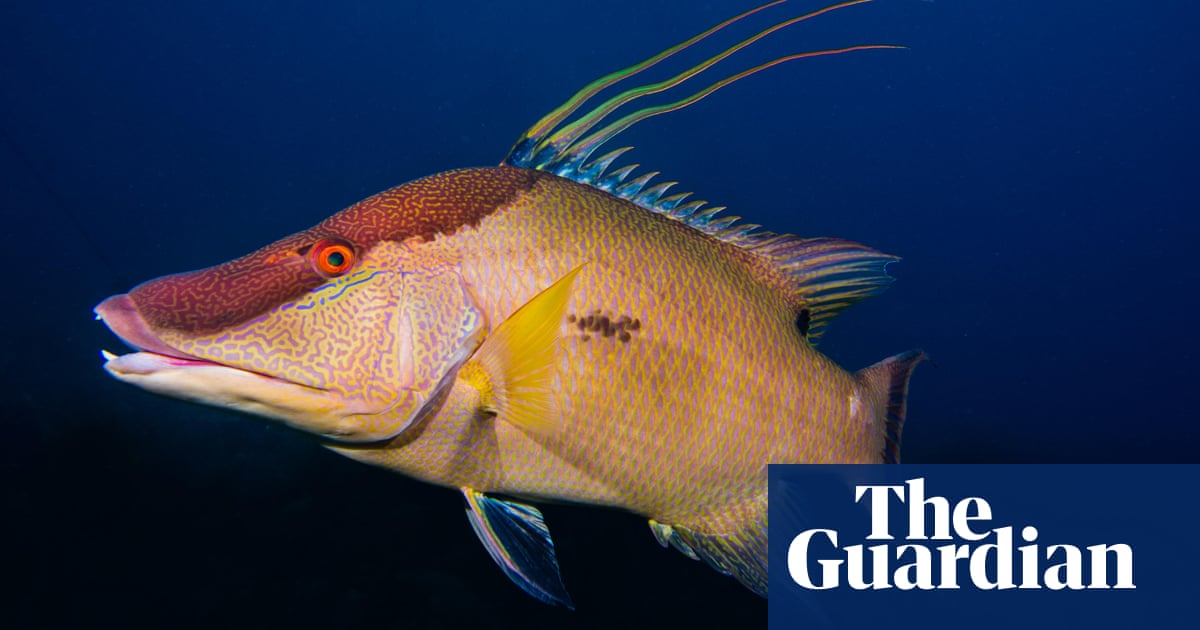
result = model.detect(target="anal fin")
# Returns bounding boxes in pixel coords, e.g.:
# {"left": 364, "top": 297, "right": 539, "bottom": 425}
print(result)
{"left": 462, "top": 488, "right": 574, "bottom": 608}
{"left": 650, "top": 495, "right": 768, "bottom": 597}
{"left": 648, "top": 519, "right": 698, "bottom": 560}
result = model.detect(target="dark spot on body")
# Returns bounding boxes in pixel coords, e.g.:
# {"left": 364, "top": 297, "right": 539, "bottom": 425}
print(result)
{"left": 568, "top": 310, "right": 642, "bottom": 343}
{"left": 795, "top": 308, "right": 811, "bottom": 339}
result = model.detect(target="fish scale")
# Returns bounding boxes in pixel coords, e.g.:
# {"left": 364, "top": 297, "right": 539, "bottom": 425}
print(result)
{"left": 349, "top": 169, "right": 871, "bottom": 519}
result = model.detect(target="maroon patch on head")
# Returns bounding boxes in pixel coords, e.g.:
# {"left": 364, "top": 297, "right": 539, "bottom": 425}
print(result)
{"left": 128, "top": 167, "right": 535, "bottom": 334}
{"left": 315, "top": 166, "right": 537, "bottom": 243}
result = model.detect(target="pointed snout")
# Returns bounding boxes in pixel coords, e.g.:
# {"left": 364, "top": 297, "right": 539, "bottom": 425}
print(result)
{"left": 94, "top": 294, "right": 190, "bottom": 359}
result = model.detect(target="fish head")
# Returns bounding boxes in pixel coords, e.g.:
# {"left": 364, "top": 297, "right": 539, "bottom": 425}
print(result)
{"left": 95, "top": 167, "right": 534, "bottom": 442}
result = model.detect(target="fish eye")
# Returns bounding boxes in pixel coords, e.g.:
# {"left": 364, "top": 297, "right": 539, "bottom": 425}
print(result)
{"left": 308, "top": 238, "right": 356, "bottom": 277}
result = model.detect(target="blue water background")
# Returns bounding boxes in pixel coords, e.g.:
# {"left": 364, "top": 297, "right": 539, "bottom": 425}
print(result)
{"left": 3, "top": 1, "right": 1197, "bottom": 628}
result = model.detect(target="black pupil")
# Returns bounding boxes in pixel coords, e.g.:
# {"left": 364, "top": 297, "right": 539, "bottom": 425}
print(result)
{"left": 325, "top": 250, "right": 345, "bottom": 268}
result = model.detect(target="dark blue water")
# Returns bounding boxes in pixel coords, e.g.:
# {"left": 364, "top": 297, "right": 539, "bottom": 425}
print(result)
{"left": 4, "top": 1, "right": 1196, "bottom": 628}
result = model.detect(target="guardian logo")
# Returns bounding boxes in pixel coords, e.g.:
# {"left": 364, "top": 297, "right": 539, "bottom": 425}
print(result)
{"left": 786, "top": 478, "right": 1135, "bottom": 590}
{"left": 767, "top": 465, "right": 1194, "bottom": 630}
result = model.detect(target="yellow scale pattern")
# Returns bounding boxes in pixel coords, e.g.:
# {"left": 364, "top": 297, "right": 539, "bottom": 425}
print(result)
{"left": 336, "top": 170, "right": 884, "bottom": 538}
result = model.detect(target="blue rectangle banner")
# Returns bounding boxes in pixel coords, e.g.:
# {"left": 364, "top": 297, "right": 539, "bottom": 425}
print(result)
{"left": 768, "top": 465, "right": 1199, "bottom": 629}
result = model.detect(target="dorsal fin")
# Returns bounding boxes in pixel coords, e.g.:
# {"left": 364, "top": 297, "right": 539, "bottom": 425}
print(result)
{"left": 751, "top": 236, "right": 899, "bottom": 342}
{"left": 502, "top": 1, "right": 903, "bottom": 339}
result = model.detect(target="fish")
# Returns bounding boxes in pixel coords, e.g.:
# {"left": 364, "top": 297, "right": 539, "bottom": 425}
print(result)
{"left": 94, "top": 0, "right": 924, "bottom": 608}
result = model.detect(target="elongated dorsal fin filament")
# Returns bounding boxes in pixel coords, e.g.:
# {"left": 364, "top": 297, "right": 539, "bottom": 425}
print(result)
{"left": 564, "top": 43, "right": 903, "bottom": 167}
{"left": 510, "top": 0, "right": 789, "bottom": 161}
{"left": 539, "top": 1, "right": 888, "bottom": 163}
{"left": 503, "top": 0, "right": 902, "bottom": 196}
{"left": 504, "top": 0, "right": 898, "bottom": 170}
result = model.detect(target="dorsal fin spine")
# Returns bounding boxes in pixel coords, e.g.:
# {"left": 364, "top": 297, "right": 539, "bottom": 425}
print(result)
{"left": 657, "top": 192, "right": 691, "bottom": 211}
{"left": 634, "top": 182, "right": 677, "bottom": 207}
{"left": 603, "top": 164, "right": 638, "bottom": 187}
{"left": 617, "top": 172, "right": 659, "bottom": 197}
{"left": 706, "top": 216, "right": 741, "bottom": 231}
{"left": 581, "top": 147, "right": 633, "bottom": 184}
{"left": 670, "top": 200, "right": 705, "bottom": 218}
{"left": 691, "top": 206, "right": 725, "bottom": 225}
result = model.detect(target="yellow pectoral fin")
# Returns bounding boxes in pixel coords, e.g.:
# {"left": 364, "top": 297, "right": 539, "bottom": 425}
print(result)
{"left": 462, "top": 265, "right": 583, "bottom": 435}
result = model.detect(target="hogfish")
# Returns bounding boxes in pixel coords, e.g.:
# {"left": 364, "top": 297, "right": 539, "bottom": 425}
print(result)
{"left": 95, "top": 0, "right": 922, "bottom": 607}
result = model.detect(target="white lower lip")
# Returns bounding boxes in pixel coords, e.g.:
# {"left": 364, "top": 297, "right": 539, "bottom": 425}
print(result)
{"left": 98, "top": 349, "right": 389, "bottom": 442}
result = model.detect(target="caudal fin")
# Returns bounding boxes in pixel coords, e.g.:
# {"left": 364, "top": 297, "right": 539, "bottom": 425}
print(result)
{"left": 854, "top": 350, "right": 927, "bottom": 463}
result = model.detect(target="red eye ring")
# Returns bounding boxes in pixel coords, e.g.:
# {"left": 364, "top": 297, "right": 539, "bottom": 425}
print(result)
{"left": 308, "top": 238, "right": 355, "bottom": 277}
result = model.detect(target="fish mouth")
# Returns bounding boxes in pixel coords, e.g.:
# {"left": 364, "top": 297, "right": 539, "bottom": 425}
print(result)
{"left": 93, "top": 293, "right": 353, "bottom": 437}
{"left": 94, "top": 293, "right": 273, "bottom": 379}
{"left": 95, "top": 290, "right": 307, "bottom": 384}
{"left": 95, "top": 293, "right": 334, "bottom": 393}
{"left": 94, "top": 294, "right": 201, "bottom": 363}
{"left": 93, "top": 291, "right": 312, "bottom": 388}
{"left": 95, "top": 293, "right": 237, "bottom": 379}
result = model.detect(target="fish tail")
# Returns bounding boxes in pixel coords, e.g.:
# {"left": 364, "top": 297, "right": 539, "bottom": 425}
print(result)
{"left": 854, "top": 350, "right": 928, "bottom": 463}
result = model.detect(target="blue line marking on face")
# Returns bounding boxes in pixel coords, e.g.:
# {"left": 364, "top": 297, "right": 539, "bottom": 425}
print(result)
{"left": 295, "top": 270, "right": 384, "bottom": 311}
